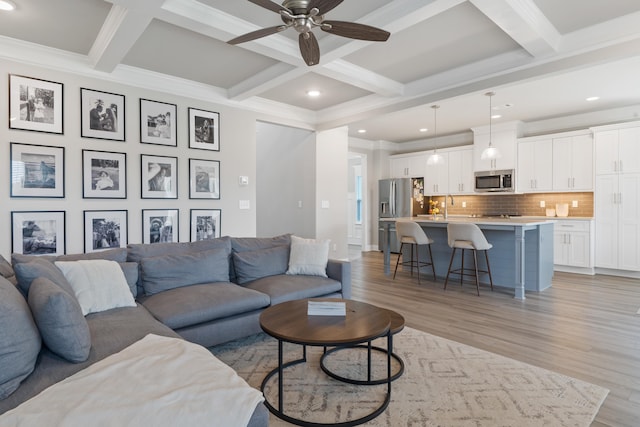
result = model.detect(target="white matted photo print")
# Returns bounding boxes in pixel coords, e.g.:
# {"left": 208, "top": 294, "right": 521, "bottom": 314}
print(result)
{"left": 188, "top": 107, "right": 219, "bottom": 151}
{"left": 189, "top": 158, "right": 220, "bottom": 199}
{"left": 9, "top": 74, "right": 63, "bottom": 134}
{"left": 142, "top": 209, "right": 178, "bottom": 244}
{"left": 82, "top": 150, "right": 127, "bottom": 198}
{"left": 10, "top": 142, "right": 65, "bottom": 198}
{"left": 12, "top": 211, "right": 66, "bottom": 256}
{"left": 84, "top": 210, "right": 128, "bottom": 253}
{"left": 141, "top": 154, "right": 178, "bottom": 199}
{"left": 140, "top": 98, "right": 177, "bottom": 146}
{"left": 190, "top": 209, "right": 221, "bottom": 242}
{"left": 81, "top": 88, "right": 125, "bottom": 141}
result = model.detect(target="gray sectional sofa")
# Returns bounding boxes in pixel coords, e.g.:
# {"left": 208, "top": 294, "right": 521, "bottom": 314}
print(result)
{"left": 0, "top": 234, "right": 351, "bottom": 426}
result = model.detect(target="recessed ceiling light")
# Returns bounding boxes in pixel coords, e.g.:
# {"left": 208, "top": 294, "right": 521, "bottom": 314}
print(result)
{"left": 357, "top": 129, "right": 366, "bottom": 134}
{"left": 491, "top": 114, "right": 502, "bottom": 119}
{"left": 0, "top": 1, "right": 16, "bottom": 11}
{"left": 306, "top": 90, "right": 321, "bottom": 97}
{"left": 419, "top": 128, "right": 428, "bottom": 133}
{"left": 586, "top": 96, "right": 600, "bottom": 102}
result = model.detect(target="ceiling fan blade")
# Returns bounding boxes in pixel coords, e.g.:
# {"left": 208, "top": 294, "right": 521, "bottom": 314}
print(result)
{"left": 299, "top": 32, "right": 320, "bottom": 66}
{"left": 308, "top": 0, "right": 344, "bottom": 14}
{"left": 248, "top": 0, "right": 290, "bottom": 14}
{"left": 322, "top": 21, "right": 390, "bottom": 42}
{"left": 228, "top": 25, "right": 287, "bottom": 45}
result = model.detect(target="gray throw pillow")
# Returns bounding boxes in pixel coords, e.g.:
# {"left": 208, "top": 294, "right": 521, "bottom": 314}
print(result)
{"left": 140, "top": 248, "right": 230, "bottom": 295}
{"left": 0, "top": 254, "right": 17, "bottom": 285}
{"left": 28, "top": 277, "right": 91, "bottom": 363}
{"left": 232, "top": 246, "right": 290, "bottom": 285}
{"left": 0, "top": 276, "right": 41, "bottom": 399}
{"left": 13, "top": 257, "right": 75, "bottom": 297}
{"left": 118, "top": 261, "right": 139, "bottom": 298}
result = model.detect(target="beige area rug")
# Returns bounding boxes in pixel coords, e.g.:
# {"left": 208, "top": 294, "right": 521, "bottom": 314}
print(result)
{"left": 212, "top": 327, "right": 608, "bottom": 426}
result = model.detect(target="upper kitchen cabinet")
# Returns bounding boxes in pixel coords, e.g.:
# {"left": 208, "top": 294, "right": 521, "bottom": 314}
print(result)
{"left": 552, "top": 132, "right": 593, "bottom": 191}
{"left": 424, "top": 152, "right": 449, "bottom": 195}
{"left": 593, "top": 126, "right": 640, "bottom": 175}
{"left": 517, "top": 137, "right": 553, "bottom": 192}
{"left": 472, "top": 121, "right": 523, "bottom": 171}
{"left": 447, "top": 147, "right": 474, "bottom": 194}
{"left": 389, "top": 152, "right": 427, "bottom": 178}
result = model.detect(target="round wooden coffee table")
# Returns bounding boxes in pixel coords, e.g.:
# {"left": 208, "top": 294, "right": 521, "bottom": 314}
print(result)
{"left": 259, "top": 298, "right": 392, "bottom": 427}
{"left": 320, "top": 308, "right": 405, "bottom": 385}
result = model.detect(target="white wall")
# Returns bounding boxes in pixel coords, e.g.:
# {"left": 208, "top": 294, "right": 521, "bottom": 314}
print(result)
{"left": 1, "top": 58, "right": 258, "bottom": 259}
{"left": 316, "top": 127, "right": 349, "bottom": 260}
{"left": 256, "top": 121, "right": 315, "bottom": 238}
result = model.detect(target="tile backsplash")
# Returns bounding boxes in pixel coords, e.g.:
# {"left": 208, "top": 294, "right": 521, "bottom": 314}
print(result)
{"left": 428, "top": 192, "right": 593, "bottom": 217}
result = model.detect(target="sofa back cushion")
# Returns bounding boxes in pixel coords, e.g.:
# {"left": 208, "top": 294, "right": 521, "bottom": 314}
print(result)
{"left": 230, "top": 234, "right": 290, "bottom": 282}
{"left": 27, "top": 277, "right": 91, "bottom": 363}
{"left": 0, "top": 276, "right": 41, "bottom": 399}
{"left": 232, "top": 245, "right": 290, "bottom": 285}
{"left": 0, "top": 255, "right": 17, "bottom": 285}
{"left": 139, "top": 248, "right": 230, "bottom": 295}
{"left": 12, "top": 248, "right": 127, "bottom": 265}
{"left": 13, "top": 258, "right": 76, "bottom": 297}
{"left": 127, "top": 237, "right": 231, "bottom": 262}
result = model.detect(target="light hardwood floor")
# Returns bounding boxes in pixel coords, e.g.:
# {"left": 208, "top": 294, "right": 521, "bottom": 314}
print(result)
{"left": 349, "top": 250, "right": 640, "bottom": 427}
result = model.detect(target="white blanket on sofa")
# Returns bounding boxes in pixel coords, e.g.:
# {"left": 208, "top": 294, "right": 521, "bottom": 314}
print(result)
{"left": 0, "top": 334, "right": 264, "bottom": 427}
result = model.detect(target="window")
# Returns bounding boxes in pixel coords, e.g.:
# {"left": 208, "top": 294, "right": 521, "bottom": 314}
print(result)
{"left": 355, "top": 175, "right": 362, "bottom": 224}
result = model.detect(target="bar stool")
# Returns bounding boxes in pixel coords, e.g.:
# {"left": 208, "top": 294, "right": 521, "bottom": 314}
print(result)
{"left": 444, "top": 223, "right": 494, "bottom": 296}
{"left": 393, "top": 220, "right": 436, "bottom": 284}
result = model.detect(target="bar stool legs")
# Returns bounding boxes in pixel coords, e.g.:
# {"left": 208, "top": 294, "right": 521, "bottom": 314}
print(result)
{"left": 393, "top": 242, "right": 436, "bottom": 285}
{"left": 444, "top": 247, "right": 494, "bottom": 296}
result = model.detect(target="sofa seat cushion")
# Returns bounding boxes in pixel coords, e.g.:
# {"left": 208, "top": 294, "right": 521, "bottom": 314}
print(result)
{"left": 139, "top": 283, "right": 270, "bottom": 330}
{"left": 244, "top": 274, "right": 342, "bottom": 305}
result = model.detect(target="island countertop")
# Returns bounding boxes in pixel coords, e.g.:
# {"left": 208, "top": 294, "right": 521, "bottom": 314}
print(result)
{"left": 379, "top": 216, "right": 555, "bottom": 299}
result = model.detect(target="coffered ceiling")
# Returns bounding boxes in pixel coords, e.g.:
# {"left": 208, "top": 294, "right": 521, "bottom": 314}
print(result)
{"left": 1, "top": 0, "right": 639, "bottom": 143}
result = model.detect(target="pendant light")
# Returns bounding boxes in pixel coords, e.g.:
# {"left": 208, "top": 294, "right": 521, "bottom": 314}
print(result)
{"left": 480, "top": 91, "right": 501, "bottom": 161}
{"left": 426, "top": 104, "right": 443, "bottom": 165}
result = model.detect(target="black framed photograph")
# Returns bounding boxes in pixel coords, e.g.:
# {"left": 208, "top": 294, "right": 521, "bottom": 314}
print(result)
{"left": 188, "top": 107, "right": 219, "bottom": 151}
{"left": 10, "top": 142, "right": 65, "bottom": 198}
{"left": 84, "top": 210, "right": 128, "bottom": 253}
{"left": 142, "top": 209, "right": 178, "bottom": 244}
{"left": 141, "top": 154, "right": 178, "bottom": 199}
{"left": 11, "top": 211, "right": 66, "bottom": 256}
{"left": 190, "top": 209, "right": 221, "bottom": 242}
{"left": 82, "top": 150, "right": 127, "bottom": 199}
{"left": 189, "top": 158, "right": 220, "bottom": 199}
{"left": 80, "top": 88, "right": 125, "bottom": 141}
{"left": 9, "top": 74, "right": 63, "bottom": 134}
{"left": 140, "top": 98, "right": 177, "bottom": 146}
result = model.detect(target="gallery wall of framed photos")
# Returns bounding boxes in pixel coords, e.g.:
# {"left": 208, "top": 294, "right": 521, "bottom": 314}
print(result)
{"left": 1, "top": 58, "right": 258, "bottom": 258}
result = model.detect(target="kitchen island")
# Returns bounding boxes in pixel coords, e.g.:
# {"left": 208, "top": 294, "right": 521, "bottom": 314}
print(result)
{"left": 380, "top": 216, "right": 555, "bottom": 299}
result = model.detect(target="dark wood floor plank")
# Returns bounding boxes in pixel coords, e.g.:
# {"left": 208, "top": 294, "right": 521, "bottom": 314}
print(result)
{"left": 350, "top": 251, "right": 640, "bottom": 427}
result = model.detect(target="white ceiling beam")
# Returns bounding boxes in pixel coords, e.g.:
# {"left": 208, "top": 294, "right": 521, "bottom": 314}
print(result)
{"left": 228, "top": 63, "right": 305, "bottom": 100}
{"left": 470, "top": 0, "right": 560, "bottom": 57}
{"left": 89, "top": 0, "right": 161, "bottom": 72}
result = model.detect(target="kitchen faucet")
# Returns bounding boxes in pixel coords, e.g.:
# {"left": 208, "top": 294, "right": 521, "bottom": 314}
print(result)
{"left": 444, "top": 194, "right": 454, "bottom": 219}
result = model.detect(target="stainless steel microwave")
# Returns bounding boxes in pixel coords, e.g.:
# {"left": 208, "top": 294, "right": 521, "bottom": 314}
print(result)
{"left": 474, "top": 169, "right": 515, "bottom": 192}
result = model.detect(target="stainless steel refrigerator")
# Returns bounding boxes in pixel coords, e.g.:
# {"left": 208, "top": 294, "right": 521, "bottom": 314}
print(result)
{"left": 378, "top": 178, "right": 424, "bottom": 253}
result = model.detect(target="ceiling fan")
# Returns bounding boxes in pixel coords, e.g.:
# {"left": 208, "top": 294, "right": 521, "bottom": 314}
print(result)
{"left": 228, "top": 0, "right": 391, "bottom": 66}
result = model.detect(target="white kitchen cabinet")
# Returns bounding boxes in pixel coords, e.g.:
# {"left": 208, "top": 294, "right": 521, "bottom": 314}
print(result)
{"left": 473, "top": 130, "right": 517, "bottom": 171}
{"left": 390, "top": 153, "right": 426, "bottom": 178}
{"left": 424, "top": 152, "right": 448, "bottom": 195}
{"left": 553, "top": 220, "right": 593, "bottom": 269}
{"left": 517, "top": 138, "right": 553, "bottom": 192}
{"left": 447, "top": 148, "right": 474, "bottom": 194}
{"left": 593, "top": 123, "right": 640, "bottom": 272}
{"left": 552, "top": 134, "right": 593, "bottom": 191}
{"left": 594, "top": 173, "right": 640, "bottom": 271}
{"left": 594, "top": 127, "right": 640, "bottom": 175}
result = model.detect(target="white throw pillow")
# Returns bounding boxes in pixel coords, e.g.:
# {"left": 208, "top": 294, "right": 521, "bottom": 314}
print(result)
{"left": 54, "top": 260, "right": 136, "bottom": 315}
{"left": 286, "top": 235, "right": 329, "bottom": 277}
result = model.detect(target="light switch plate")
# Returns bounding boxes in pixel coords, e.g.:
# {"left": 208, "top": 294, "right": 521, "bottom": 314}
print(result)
{"left": 238, "top": 176, "right": 249, "bottom": 186}
{"left": 321, "top": 200, "right": 330, "bottom": 209}
{"left": 572, "top": 200, "right": 578, "bottom": 208}
{"left": 239, "top": 200, "right": 250, "bottom": 210}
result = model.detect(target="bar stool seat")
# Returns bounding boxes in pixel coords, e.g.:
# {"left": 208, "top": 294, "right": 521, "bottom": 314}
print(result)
{"left": 444, "top": 223, "right": 494, "bottom": 295}
{"left": 393, "top": 220, "right": 436, "bottom": 284}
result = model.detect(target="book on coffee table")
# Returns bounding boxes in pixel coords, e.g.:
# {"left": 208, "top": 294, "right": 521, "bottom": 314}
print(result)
{"left": 307, "top": 301, "right": 346, "bottom": 316}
